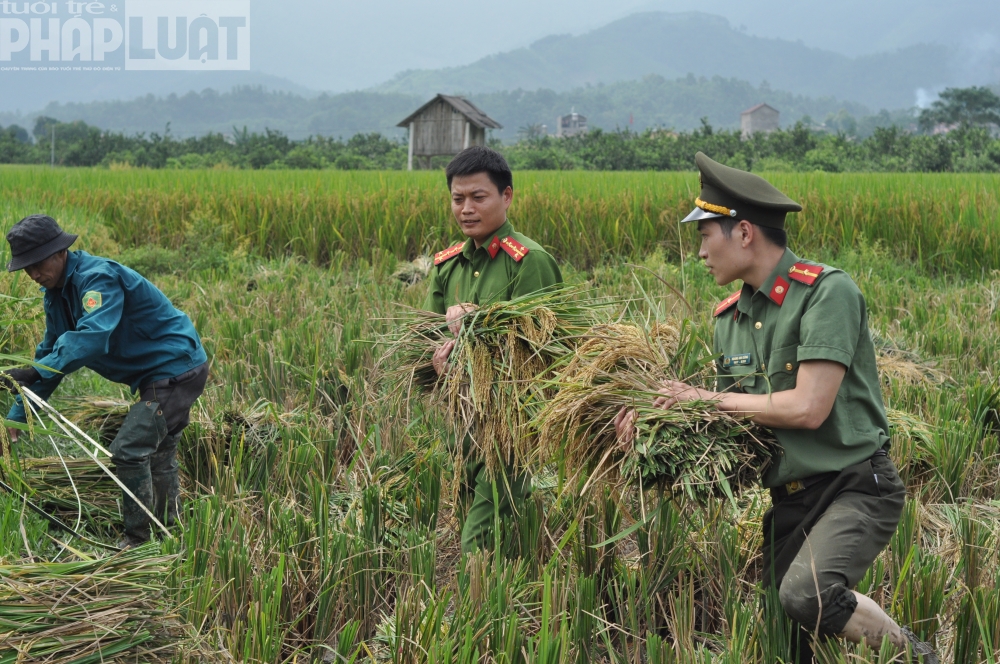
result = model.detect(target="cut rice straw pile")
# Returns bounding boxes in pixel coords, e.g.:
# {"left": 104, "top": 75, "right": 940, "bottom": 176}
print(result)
{"left": 387, "top": 286, "right": 604, "bottom": 475}
{"left": 0, "top": 545, "right": 185, "bottom": 663}
{"left": 538, "top": 322, "right": 778, "bottom": 503}
{"left": 1, "top": 456, "right": 119, "bottom": 528}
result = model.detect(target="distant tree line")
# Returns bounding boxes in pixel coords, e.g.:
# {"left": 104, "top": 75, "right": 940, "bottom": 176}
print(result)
{"left": 2, "top": 88, "right": 998, "bottom": 172}
{"left": 0, "top": 116, "right": 407, "bottom": 169}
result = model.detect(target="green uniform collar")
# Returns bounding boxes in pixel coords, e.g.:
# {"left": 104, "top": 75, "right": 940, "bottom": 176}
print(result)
{"left": 461, "top": 219, "right": 515, "bottom": 260}
{"left": 737, "top": 249, "right": 800, "bottom": 314}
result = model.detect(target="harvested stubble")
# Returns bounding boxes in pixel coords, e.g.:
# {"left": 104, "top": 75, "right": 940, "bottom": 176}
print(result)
{"left": 871, "top": 330, "right": 948, "bottom": 386}
{"left": 389, "top": 287, "right": 599, "bottom": 475}
{"left": 0, "top": 546, "right": 184, "bottom": 663}
{"left": 539, "top": 323, "right": 777, "bottom": 502}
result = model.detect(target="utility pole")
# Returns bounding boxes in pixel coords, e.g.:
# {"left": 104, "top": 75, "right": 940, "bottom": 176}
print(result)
{"left": 50, "top": 125, "right": 55, "bottom": 168}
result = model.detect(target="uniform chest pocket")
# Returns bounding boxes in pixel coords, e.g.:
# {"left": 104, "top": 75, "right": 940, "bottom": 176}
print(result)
{"left": 718, "top": 365, "right": 757, "bottom": 392}
{"left": 766, "top": 345, "right": 799, "bottom": 392}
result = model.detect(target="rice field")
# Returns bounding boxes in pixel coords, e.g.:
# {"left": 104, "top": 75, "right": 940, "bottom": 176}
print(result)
{"left": 0, "top": 166, "right": 998, "bottom": 663}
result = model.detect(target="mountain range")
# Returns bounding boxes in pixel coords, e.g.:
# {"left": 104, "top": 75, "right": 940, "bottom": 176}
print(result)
{"left": 375, "top": 11, "right": 993, "bottom": 111}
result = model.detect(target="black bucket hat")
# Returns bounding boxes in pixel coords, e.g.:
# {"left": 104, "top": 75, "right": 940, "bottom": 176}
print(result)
{"left": 6, "top": 214, "right": 78, "bottom": 272}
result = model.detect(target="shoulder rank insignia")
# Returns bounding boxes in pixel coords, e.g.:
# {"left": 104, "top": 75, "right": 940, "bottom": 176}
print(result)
{"left": 714, "top": 290, "right": 741, "bottom": 317}
{"left": 433, "top": 242, "right": 465, "bottom": 266}
{"left": 787, "top": 262, "right": 824, "bottom": 286}
{"left": 499, "top": 236, "right": 529, "bottom": 262}
{"left": 769, "top": 275, "right": 790, "bottom": 306}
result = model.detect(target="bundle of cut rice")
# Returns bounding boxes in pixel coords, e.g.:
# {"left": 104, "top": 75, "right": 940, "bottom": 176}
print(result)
{"left": 538, "top": 322, "right": 777, "bottom": 503}
{"left": 7, "top": 456, "right": 120, "bottom": 528}
{"left": 0, "top": 545, "right": 187, "bottom": 663}
{"left": 387, "top": 286, "right": 601, "bottom": 475}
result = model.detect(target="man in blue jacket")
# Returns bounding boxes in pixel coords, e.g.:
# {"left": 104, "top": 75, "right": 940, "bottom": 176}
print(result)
{"left": 1, "top": 214, "right": 208, "bottom": 546}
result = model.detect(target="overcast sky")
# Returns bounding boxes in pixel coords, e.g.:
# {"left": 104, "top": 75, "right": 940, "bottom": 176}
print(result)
{"left": 0, "top": 0, "right": 997, "bottom": 113}
{"left": 253, "top": 0, "right": 1000, "bottom": 92}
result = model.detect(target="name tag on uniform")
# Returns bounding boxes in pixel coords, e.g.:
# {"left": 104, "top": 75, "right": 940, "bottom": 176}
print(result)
{"left": 722, "top": 353, "right": 752, "bottom": 368}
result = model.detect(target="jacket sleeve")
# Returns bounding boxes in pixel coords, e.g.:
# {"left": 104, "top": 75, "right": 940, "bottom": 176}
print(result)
{"left": 797, "top": 272, "right": 863, "bottom": 369}
{"left": 422, "top": 266, "right": 447, "bottom": 314}
{"left": 511, "top": 250, "right": 562, "bottom": 298}
{"left": 7, "top": 302, "right": 65, "bottom": 423}
{"left": 34, "top": 270, "right": 125, "bottom": 380}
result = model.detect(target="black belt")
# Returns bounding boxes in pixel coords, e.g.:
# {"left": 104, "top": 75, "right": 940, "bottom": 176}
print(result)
{"left": 770, "top": 448, "right": 888, "bottom": 502}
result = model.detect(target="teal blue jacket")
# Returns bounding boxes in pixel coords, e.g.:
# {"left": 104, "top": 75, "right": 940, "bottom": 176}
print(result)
{"left": 7, "top": 251, "right": 207, "bottom": 423}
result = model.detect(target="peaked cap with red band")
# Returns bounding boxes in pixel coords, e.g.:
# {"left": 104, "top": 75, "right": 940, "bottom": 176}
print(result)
{"left": 681, "top": 152, "right": 803, "bottom": 229}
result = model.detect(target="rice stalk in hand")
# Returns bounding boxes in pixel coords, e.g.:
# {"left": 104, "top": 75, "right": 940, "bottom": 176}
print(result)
{"left": 386, "top": 286, "right": 602, "bottom": 475}
{"left": 0, "top": 545, "right": 186, "bottom": 663}
{"left": 538, "top": 321, "right": 774, "bottom": 502}
{"left": 539, "top": 370, "right": 776, "bottom": 503}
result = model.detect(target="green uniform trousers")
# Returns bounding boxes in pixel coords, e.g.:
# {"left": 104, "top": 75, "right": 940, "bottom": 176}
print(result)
{"left": 459, "top": 444, "right": 531, "bottom": 554}
{"left": 763, "top": 451, "right": 905, "bottom": 660}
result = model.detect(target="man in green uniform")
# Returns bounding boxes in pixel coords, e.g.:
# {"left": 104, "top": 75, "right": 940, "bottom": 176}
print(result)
{"left": 424, "top": 146, "right": 562, "bottom": 553}
{"left": 615, "top": 153, "right": 937, "bottom": 662}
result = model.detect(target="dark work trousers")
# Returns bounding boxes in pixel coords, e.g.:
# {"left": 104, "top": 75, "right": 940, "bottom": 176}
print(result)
{"left": 762, "top": 451, "right": 905, "bottom": 662}
{"left": 111, "top": 362, "right": 209, "bottom": 468}
{"left": 111, "top": 362, "right": 208, "bottom": 541}
{"left": 139, "top": 362, "right": 210, "bottom": 437}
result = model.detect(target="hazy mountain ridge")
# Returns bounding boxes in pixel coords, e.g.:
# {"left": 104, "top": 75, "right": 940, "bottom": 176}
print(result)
{"left": 0, "top": 71, "right": 316, "bottom": 115}
{"left": 1, "top": 77, "right": 878, "bottom": 142}
{"left": 374, "top": 11, "right": 976, "bottom": 110}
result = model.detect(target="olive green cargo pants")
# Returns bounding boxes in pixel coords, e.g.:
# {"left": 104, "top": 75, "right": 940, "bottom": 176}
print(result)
{"left": 458, "top": 435, "right": 531, "bottom": 554}
{"left": 763, "top": 451, "right": 905, "bottom": 662}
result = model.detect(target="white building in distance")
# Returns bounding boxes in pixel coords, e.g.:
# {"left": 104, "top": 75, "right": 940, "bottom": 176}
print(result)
{"left": 556, "top": 112, "right": 588, "bottom": 138}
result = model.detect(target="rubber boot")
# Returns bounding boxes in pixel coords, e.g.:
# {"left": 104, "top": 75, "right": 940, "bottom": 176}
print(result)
{"left": 117, "top": 464, "right": 154, "bottom": 547}
{"left": 110, "top": 401, "right": 167, "bottom": 546}
{"left": 150, "top": 433, "right": 181, "bottom": 527}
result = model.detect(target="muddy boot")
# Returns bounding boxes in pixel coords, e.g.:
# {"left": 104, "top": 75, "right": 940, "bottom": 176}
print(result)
{"left": 117, "top": 463, "right": 154, "bottom": 547}
{"left": 900, "top": 627, "right": 939, "bottom": 664}
{"left": 150, "top": 433, "right": 181, "bottom": 527}
{"left": 111, "top": 401, "right": 167, "bottom": 546}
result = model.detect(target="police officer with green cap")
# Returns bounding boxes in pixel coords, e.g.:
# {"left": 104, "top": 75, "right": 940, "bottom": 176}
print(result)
{"left": 615, "top": 153, "right": 937, "bottom": 662}
{"left": 424, "top": 146, "right": 562, "bottom": 554}
{"left": 1, "top": 214, "right": 208, "bottom": 547}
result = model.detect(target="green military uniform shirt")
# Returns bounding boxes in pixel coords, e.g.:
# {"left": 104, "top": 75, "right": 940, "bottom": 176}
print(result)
{"left": 423, "top": 220, "right": 562, "bottom": 313}
{"left": 713, "top": 248, "right": 889, "bottom": 488}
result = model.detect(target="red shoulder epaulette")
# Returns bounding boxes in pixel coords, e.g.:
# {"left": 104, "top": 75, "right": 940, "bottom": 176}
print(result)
{"left": 499, "top": 236, "right": 529, "bottom": 262}
{"left": 433, "top": 242, "right": 465, "bottom": 266}
{"left": 787, "top": 262, "right": 824, "bottom": 286}
{"left": 714, "top": 291, "right": 741, "bottom": 317}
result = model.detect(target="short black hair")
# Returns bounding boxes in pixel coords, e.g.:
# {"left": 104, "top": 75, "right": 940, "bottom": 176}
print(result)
{"left": 717, "top": 218, "right": 788, "bottom": 249}
{"left": 446, "top": 146, "right": 513, "bottom": 194}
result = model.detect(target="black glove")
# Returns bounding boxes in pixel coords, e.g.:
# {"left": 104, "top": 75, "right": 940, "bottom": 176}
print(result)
{"left": 0, "top": 367, "right": 41, "bottom": 392}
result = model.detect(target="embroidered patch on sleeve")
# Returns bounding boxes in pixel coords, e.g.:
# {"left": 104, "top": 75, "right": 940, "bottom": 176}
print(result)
{"left": 82, "top": 291, "right": 103, "bottom": 313}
